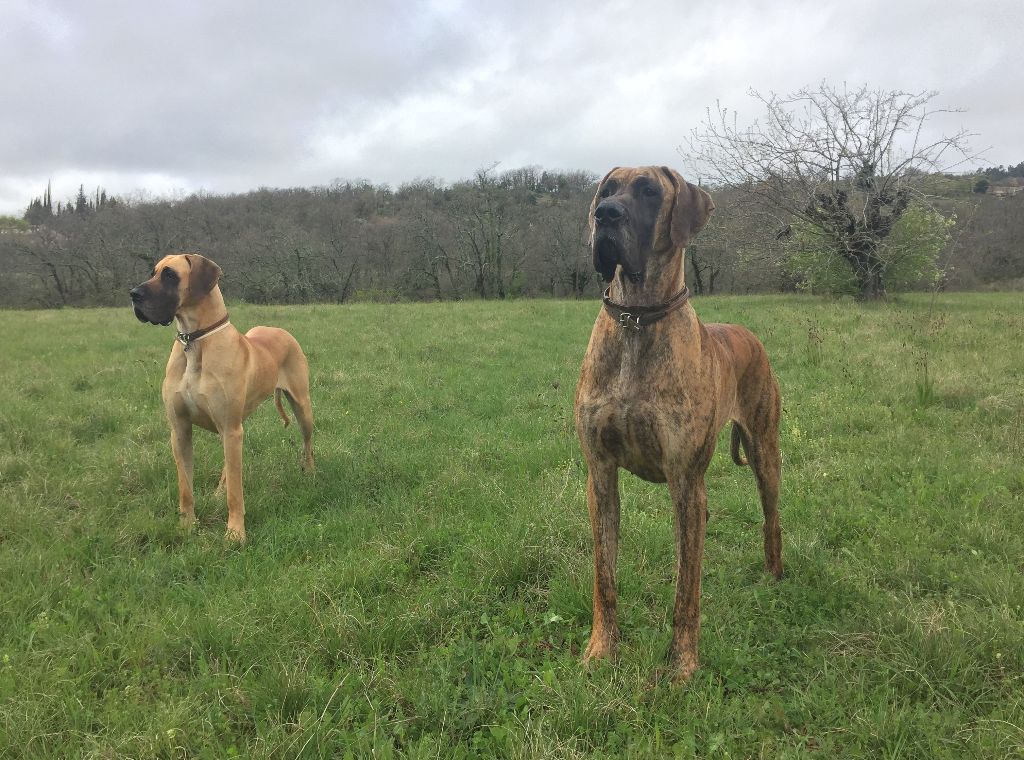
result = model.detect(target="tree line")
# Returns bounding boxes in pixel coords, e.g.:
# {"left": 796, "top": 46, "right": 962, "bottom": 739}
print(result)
{"left": 1, "top": 158, "right": 1021, "bottom": 308}
{"left": 1, "top": 167, "right": 605, "bottom": 308}
{"left": 24, "top": 181, "right": 116, "bottom": 225}
{"left": 974, "top": 162, "right": 1024, "bottom": 182}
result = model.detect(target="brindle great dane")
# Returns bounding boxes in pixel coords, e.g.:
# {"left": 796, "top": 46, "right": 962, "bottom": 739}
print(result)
{"left": 575, "top": 166, "right": 782, "bottom": 682}
{"left": 130, "top": 253, "right": 314, "bottom": 542}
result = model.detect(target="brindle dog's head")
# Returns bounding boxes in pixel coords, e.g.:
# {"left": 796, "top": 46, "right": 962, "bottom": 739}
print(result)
{"left": 590, "top": 166, "right": 715, "bottom": 283}
{"left": 129, "top": 253, "right": 223, "bottom": 325}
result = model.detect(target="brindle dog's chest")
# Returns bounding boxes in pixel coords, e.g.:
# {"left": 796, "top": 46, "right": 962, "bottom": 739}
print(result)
{"left": 576, "top": 392, "right": 672, "bottom": 482}
{"left": 575, "top": 328, "right": 717, "bottom": 484}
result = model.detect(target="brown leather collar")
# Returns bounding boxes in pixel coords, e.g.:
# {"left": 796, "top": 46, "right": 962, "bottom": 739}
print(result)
{"left": 176, "top": 314, "right": 230, "bottom": 350}
{"left": 602, "top": 286, "right": 691, "bottom": 331}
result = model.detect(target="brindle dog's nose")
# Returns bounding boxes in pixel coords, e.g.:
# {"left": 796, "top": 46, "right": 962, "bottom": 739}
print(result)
{"left": 594, "top": 199, "right": 625, "bottom": 226}
{"left": 129, "top": 286, "right": 145, "bottom": 303}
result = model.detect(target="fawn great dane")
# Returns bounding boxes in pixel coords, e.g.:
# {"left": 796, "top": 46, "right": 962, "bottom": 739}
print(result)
{"left": 130, "top": 253, "right": 313, "bottom": 541}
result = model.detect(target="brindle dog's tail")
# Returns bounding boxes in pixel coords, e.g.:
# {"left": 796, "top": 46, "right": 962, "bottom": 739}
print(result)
{"left": 274, "top": 389, "right": 291, "bottom": 427}
{"left": 730, "top": 423, "right": 749, "bottom": 466}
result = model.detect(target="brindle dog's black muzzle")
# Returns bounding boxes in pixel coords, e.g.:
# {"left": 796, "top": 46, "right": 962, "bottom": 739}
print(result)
{"left": 593, "top": 199, "right": 644, "bottom": 283}
{"left": 594, "top": 199, "right": 625, "bottom": 227}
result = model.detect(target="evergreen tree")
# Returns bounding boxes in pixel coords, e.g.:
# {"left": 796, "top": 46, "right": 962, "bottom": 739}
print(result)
{"left": 75, "top": 185, "right": 88, "bottom": 215}
{"left": 23, "top": 181, "right": 55, "bottom": 224}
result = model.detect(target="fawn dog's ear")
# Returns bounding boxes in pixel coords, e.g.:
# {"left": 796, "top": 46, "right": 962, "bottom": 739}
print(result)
{"left": 186, "top": 254, "right": 223, "bottom": 298}
{"left": 659, "top": 166, "right": 715, "bottom": 248}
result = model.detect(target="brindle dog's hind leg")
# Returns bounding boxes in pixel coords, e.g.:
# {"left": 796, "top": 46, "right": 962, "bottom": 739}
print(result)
{"left": 751, "top": 435, "right": 782, "bottom": 580}
{"left": 745, "top": 425, "right": 782, "bottom": 579}
{"left": 736, "top": 379, "right": 783, "bottom": 579}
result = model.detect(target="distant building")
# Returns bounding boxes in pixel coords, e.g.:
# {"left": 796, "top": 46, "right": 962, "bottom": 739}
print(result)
{"left": 990, "top": 185, "right": 1023, "bottom": 197}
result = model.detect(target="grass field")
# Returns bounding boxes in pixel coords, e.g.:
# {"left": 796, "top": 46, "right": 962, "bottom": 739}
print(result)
{"left": 1, "top": 292, "right": 1022, "bottom": 758}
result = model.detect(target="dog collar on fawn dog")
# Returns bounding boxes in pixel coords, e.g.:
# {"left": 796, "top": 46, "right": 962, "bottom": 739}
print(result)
{"left": 602, "top": 286, "right": 691, "bottom": 331}
{"left": 176, "top": 314, "right": 230, "bottom": 350}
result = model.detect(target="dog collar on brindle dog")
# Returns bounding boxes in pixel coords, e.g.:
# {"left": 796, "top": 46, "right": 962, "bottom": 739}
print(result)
{"left": 176, "top": 314, "right": 230, "bottom": 350}
{"left": 602, "top": 286, "right": 691, "bottom": 331}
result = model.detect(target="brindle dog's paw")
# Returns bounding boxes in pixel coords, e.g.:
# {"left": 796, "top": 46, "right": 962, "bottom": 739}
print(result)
{"left": 671, "top": 660, "right": 700, "bottom": 684}
{"left": 582, "top": 636, "right": 618, "bottom": 666}
{"left": 666, "top": 644, "right": 701, "bottom": 684}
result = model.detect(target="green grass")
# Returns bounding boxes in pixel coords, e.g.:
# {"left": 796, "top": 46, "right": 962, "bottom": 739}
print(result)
{"left": 1, "top": 293, "right": 1022, "bottom": 758}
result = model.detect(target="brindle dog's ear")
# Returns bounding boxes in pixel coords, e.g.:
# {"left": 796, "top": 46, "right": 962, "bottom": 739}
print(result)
{"left": 187, "top": 254, "right": 223, "bottom": 297}
{"left": 660, "top": 166, "right": 715, "bottom": 248}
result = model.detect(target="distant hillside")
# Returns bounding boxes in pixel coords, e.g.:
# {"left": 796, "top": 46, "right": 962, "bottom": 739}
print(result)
{"left": 1, "top": 166, "right": 1021, "bottom": 308}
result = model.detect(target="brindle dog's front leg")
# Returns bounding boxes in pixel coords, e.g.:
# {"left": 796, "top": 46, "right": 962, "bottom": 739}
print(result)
{"left": 667, "top": 474, "right": 708, "bottom": 682}
{"left": 583, "top": 463, "right": 621, "bottom": 663}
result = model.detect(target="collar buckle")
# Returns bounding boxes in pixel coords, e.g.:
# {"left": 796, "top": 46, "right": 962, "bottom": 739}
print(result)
{"left": 602, "top": 285, "right": 691, "bottom": 331}
{"left": 175, "top": 313, "right": 229, "bottom": 351}
{"left": 618, "top": 312, "right": 642, "bottom": 331}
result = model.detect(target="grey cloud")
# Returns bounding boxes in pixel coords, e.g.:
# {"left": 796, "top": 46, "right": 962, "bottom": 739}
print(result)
{"left": 1, "top": 0, "right": 1021, "bottom": 214}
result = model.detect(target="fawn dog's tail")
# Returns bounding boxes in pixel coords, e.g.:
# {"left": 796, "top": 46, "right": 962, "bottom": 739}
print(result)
{"left": 274, "top": 389, "right": 291, "bottom": 427}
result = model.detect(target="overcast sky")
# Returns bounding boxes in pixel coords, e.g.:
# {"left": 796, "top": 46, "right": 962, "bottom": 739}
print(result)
{"left": 2, "top": 0, "right": 1022, "bottom": 215}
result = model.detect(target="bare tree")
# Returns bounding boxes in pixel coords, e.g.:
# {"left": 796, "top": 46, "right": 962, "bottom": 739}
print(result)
{"left": 451, "top": 166, "right": 524, "bottom": 299}
{"left": 408, "top": 210, "right": 461, "bottom": 300}
{"left": 683, "top": 83, "right": 975, "bottom": 299}
{"left": 7, "top": 228, "right": 76, "bottom": 305}
{"left": 536, "top": 204, "right": 592, "bottom": 298}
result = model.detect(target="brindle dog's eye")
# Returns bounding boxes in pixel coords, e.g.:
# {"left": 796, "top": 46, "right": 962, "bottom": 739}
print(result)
{"left": 633, "top": 179, "right": 659, "bottom": 198}
{"left": 161, "top": 268, "right": 178, "bottom": 284}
